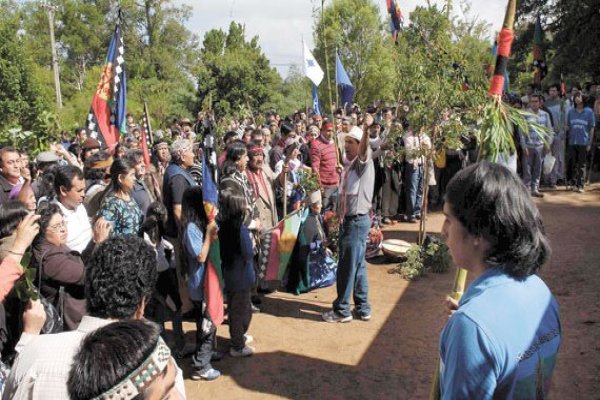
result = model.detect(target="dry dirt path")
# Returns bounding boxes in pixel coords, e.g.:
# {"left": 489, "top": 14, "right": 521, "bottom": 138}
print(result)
{"left": 178, "top": 184, "right": 600, "bottom": 399}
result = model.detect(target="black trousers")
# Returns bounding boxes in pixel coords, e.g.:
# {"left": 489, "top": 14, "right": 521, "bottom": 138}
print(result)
{"left": 227, "top": 289, "right": 252, "bottom": 351}
{"left": 568, "top": 145, "right": 587, "bottom": 188}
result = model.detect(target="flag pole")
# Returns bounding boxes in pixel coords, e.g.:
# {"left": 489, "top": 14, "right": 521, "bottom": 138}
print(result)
{"left": 321, "top": 0, "right": 334, "bottom": 117}
{"left": 144, "top": 101, "right": 154, "bottom": 145}
{"left": 430, "top": 1, "right": 516, "bottom": 398}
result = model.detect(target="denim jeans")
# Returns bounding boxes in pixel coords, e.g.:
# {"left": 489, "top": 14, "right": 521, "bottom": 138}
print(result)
{"left": 191, "top": 300, "right": 216, "bottom": 371}
{"left": 522, "top": 145, "right": 544, "bottom": 192}
{"left": 333, "top": 214, "right": 371, "bottom": 318}
{"left": 404, "top": 163, "right": 423, "bottom": 218}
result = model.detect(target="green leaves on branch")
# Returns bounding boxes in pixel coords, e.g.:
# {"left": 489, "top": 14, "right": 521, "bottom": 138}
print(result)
{"left": 478, "top": 97, "right": 551, "bottom": 162}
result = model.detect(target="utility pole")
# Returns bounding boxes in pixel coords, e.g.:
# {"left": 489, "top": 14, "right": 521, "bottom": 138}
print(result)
{"left": 43, "top": 1, "right": 63, "bottom": 109}
{"left": 321, "top": 0, "right": 334, "bottom": 117}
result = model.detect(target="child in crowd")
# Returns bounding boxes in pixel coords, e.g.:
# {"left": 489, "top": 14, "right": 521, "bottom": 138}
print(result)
{"left": 181, "top": 187, "right": 220, "bottom": 380}
{"left": 218, "top": 189, "right": 256, "bottom": 357}
{"left": 140, "top": 202, "right": 186, "bottom": 358}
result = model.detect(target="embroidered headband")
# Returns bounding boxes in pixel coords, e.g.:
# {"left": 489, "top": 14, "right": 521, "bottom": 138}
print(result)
{"left": 93, "top": 337, "right": 171, "bottom": 400}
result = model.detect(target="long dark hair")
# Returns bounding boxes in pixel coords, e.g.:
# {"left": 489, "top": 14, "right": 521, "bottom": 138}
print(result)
{"left": 140, "top": 202, "right": 167, "bottom": 245}
{"left": 180, "top": 186, "right": 208, "bottom": 237}
{"left": 445, "top": 161, "right": 551, "bottom": 278}
{"left": 218, "top": 188, "right": 246, "bottom": 262}
{"left": 220, "top": 140, "right": 247, "bottom": 178}
{"left": 109, "top": 158, "right": 135, "bottom": 193}
{"left": 0, "top": 201, "right": 29, "bottom": 239}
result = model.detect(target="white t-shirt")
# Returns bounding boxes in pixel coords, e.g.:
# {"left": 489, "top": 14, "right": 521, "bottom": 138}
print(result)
{"left": 54, "top": 200, "right": 92, "bottom": 253}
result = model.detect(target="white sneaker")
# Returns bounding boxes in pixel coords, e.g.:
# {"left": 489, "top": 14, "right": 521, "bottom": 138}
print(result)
{"left": 244, "top": 334, "right": 254, "bottom": 344}
{"left": 322, "top": 310, "right": 352, "bottom": 323}
{"left": 230, "top": 345, "right": 255, "bottom": 357}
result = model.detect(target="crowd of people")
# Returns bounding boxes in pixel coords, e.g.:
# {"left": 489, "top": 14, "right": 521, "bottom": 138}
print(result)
{"left": 0, "top": 81, "right": 596, "bottom": 398}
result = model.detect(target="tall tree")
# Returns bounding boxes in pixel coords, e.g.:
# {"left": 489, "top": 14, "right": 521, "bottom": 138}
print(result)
{"left": 196, "top": 22, "right": 282, "bottom": 118}
{"left": 313, "top": 0, "right": 396, "bottom": 108}
{"left": 0, "top": 1, "right": 50, "bottom": 132}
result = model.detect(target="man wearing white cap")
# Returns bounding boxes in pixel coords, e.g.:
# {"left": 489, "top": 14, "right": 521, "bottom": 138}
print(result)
{"left": 322, "top": 115, "right": 375, "bottom": 323}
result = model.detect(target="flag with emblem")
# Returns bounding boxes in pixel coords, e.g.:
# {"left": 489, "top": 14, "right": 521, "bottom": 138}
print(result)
{"left": 202, "top": 151, "right": 224, "bottom": 325}
{"left": 140, "top": 101, "right": 152, "bottom": 168}
{"left": 86, "top": 16, "right": 127, "bottom": 150}
{"left": 303, "top": 41, "right": 324, "bottom": 86}
{"left": 258, "top": 208, "right": 308, "bottom": 282}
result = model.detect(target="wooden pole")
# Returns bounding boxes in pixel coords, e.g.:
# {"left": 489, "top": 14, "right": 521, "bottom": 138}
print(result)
{"left": 283, "top": 164, "right": 288, "bottom": 218}
{"left": 430, "top": 0, "right": 517, "bottom": 396}
{"left": 321, "top": 0, "right": 334, "bottom": 117}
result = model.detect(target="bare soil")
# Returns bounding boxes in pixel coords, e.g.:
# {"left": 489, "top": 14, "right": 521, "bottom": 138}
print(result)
{"left": 177, "top": 184, "right": 600, "bottom": 399}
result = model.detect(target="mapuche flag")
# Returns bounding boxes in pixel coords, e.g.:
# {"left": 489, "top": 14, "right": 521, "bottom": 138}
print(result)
{"left": 532, "top": 15, "right": 547, "bottom": 86}
{"left": 86, "top": 20, "right": 127, "bottom": 149}
{"left": 387, "top": 0, "right": 404, "bottom": 36}
{"left": 202, "top": 151, "right": 224, "bottom": 325}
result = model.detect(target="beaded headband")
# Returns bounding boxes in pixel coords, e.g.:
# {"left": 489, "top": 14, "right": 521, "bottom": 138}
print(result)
{"left": 93, "top": 337, "right": 171, "bottom": 400}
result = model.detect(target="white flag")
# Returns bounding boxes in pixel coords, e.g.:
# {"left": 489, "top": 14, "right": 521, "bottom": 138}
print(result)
{"left": 303, "top": 42, "right": 324, "bottom": 86}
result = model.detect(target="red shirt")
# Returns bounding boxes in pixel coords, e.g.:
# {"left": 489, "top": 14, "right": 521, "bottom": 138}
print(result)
{"left": 310, "top": 135, "right": 339, "bottom": 187}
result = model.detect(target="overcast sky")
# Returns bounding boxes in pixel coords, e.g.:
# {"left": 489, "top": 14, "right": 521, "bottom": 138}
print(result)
{"left": 178, "top": 0, "right": 507, "bottom": 77}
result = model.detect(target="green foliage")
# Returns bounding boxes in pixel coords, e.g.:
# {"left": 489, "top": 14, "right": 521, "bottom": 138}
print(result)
{"left": 313, "top": 0, "right": 396, "bottom": 109}
{"left": 423, "top": 241, "right": 451, "bottom": 274}
{"left": 14, "top": 265, "right": 39, "bottom": 301}
{"left": 197, "top": 22, "right": 283, "bottom": 118}
{"left": 516, "top": 0, "right": 600, "bottom": 84}
{"left": 277, "top": 65, "right": 312, "bottom": 118}
{"left": 297, "top": 169, "right": 321, "bottom": 195}
{"left": 390, "top": 245, "right": 425, "bottom": 281}
{"left": 392, "top": 6, "right": 488, "bottom": 139}
{"left": 0, "top": 1, "right": 52, "bottom": 135}
{"left": 478, "top": 97, "right": 551, "bottom": 162}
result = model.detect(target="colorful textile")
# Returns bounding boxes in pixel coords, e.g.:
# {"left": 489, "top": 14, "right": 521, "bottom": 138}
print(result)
{"left": 287, "top": 213, "right": 337, "bottom": 294}
{"left": 258, "top": 208, "right": 308, "bottom": 281}
{"left": 200, "top": 153, "right": 223, "bottom": 325}
{"left": 86, "top": 20, "right": 126, "bottom": 149}
{"left": 97, "top": 194, "right": 143, "bottom": 236}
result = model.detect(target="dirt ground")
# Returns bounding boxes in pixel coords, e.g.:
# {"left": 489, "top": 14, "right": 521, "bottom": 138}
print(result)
{"left": 177, "top": 183, "right": 600, "bottom": 399}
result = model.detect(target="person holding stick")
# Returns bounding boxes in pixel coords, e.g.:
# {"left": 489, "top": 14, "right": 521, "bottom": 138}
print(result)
{"left": 322, "top": 114, "right": 375, "bottom": 323}
{"left": 438, "top": 161, "right": 561, "bottom": 398}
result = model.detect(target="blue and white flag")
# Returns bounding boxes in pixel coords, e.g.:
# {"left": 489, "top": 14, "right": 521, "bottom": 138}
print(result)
{"left": 303, "top": 42, "right": 324, "bottom": 86}
{"left": 335, "top": 52, "right": 354, "bottom": 108}
{"left": 312, "top": 84, "right": 321, "bottom": 116}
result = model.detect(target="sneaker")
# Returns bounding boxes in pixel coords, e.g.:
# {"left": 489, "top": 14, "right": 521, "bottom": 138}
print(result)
{"left": 531, "top": 191, "right": 544, "bottom": 198}
{"left": 230, "top": 345, "right": 255, "bottom": 357}
{"left": 251, "top": 304, "right": 261, "bottom": 313}
{"left": 406, "top": 216, "right": 417, "bottom": 223}
{"left": 576, "top": 187, "right": 584, "bottom": 193}
{"left": 244, "top": 334, "right": 254, "bottom": 344}
{"left": 191, "top": 367, "right": 221, "bottom": 381}
{"left": 548, "top": 184, "right": 558, "bottom": 189}
{"left": 382, "top": 217, "right": 392, "bottom": 225}
{"left": 360, "top": 314, "right": 372, "bottom": 321}
{"left": 322, "top": 310, "right": 352, "bottom": 323}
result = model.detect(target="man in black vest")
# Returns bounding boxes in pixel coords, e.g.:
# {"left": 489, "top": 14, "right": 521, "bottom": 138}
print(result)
{"left": 162, "top": 139, "right": 197, "bottom": 315}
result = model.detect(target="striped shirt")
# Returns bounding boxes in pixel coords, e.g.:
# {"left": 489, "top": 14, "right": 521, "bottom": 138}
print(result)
{"left": 310, "top": 135, "right": 339, "bottom": 187}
